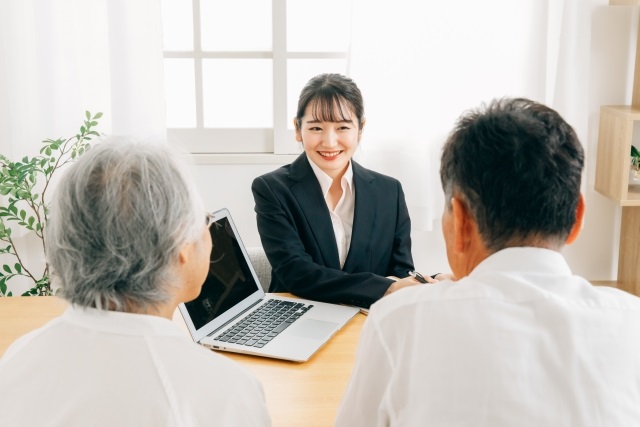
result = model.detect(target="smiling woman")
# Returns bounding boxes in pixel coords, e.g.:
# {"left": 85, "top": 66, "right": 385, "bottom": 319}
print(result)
{"left": 251, "top": 73, "right": 430, "bottom": 309}
{"left": 294, "top": 74, "right": 364, "bottom": 201}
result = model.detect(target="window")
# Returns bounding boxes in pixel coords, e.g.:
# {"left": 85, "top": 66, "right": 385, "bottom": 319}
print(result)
{"left": 161, "top": 0, "right": 352, "bottom": 155}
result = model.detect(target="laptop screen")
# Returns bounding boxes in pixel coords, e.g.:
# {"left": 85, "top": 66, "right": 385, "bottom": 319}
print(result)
{"left": 184, "top": 214, "right": 261, "bottom": 330}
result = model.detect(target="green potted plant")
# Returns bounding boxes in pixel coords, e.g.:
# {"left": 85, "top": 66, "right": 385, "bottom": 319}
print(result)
{"left": 631, "top": 145, "right": 640, "bottom": 186}
{"left": 0, "top": 112, "right": 102, "bottom": 296}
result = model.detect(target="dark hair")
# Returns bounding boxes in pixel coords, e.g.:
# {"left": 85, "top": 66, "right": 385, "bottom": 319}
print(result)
{"left": 440, "top": 98, "right": 584, "bottom": 252}
{"left": 295, "top": 73, "right": 364, "bottom": 130}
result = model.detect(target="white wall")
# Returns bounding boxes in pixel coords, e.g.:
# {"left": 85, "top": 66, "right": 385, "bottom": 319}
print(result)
{"left": 564, "top": 5, "right": 637, "bottom": 282}
{"left": 192, "top": 162, "right": 451, "bottom": 277}
{"left": 191, "top": 6, "right": 639, "bottom": 283}
{"left": 2, "top": 1, "right": 637, "bottom": 295}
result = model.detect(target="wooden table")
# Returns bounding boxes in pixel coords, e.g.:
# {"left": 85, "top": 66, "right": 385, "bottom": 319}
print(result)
{"left": 0, "top": 295, "right": 365, "bottom": 427}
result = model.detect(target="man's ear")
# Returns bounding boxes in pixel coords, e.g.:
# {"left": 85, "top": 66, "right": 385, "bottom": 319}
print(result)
{"left": 565, "top": 193, "right": 585, "bottom": 245}
{"left": 451, "top": 197, "right": 473, "bottom": 254}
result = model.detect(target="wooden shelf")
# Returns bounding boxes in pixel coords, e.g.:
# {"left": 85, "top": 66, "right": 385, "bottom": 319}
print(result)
{"left": 628, "top": 185, "right": 640, "bottom": 203}
{"left": 599, "top": 105, "right": 640, "bottom": 119}
{"left": 595, "top": 106, "right": 640, "bottom": 205}
{"left": 594, "top": 7, "right": 640, "bottom": 297}
{"left": 610, "top": 0, "right": 640, "bottom": 6}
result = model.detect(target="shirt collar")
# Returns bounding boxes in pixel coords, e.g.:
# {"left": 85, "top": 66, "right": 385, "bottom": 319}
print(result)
{"left": 62, "top": 305, "right": 187, "bottom": 338}
{"left": 471, "top": 247, "right": 572, "bottom": 278}
{"left": 307, "top": 157, "right": 354, "bottom": 198}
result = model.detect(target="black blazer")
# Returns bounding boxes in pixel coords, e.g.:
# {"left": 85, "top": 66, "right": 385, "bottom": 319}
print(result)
{"left": 251, "top": 153, "right": 414, "bottom": 308}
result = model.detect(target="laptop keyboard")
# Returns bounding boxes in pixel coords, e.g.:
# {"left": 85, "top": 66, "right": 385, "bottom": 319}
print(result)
{"left": 215, "top": 299, "right": 313, "bottom": 348}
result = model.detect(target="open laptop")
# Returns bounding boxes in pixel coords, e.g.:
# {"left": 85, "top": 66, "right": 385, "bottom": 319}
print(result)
{"left": 178, "top": 208, "right": 359, "bottom": 362}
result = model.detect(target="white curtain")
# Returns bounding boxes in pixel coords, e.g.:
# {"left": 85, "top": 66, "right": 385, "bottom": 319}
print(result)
{"left": 0, "top": 0, "right": 166, "bottom": 158}
{"left": 0, "top": 0, "right": 166, "bottom": 294}
{"left": 348, "top": 0, "right": 596, "bottom": 231}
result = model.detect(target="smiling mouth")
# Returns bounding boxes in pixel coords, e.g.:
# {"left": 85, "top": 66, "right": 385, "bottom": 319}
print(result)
{"left": 318, "top": 151, "right": 342, "bottom": 158}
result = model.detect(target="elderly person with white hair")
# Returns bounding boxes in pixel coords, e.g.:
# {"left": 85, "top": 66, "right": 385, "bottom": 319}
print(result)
{"left": 0, "top": 140, "right": 270, "bottom": 426}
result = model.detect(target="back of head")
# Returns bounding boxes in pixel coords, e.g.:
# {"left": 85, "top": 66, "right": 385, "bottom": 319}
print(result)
{"left": 47, "top": 139, "right": 204, "bottom": 311}
{"left": 440, "top": 98, "right": 584, "bottom": 252}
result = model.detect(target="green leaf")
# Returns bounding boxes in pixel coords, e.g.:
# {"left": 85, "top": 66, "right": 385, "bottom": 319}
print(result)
{"left": 0, "top": 108, "right": 102, "bottom": 296}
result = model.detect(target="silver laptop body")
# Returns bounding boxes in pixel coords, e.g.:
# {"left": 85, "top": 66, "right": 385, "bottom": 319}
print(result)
{"left": 178, "top": 208, "right": 359, "bottom": 362}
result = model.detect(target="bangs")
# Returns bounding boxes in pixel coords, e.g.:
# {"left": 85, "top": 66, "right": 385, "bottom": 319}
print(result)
{"left": 308, "top": 95, "right": 353, "bottom": 123}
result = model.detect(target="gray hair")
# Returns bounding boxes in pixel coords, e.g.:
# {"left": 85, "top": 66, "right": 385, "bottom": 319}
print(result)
{"left": 46, "top": 139, "right": 205, "bottom": 311}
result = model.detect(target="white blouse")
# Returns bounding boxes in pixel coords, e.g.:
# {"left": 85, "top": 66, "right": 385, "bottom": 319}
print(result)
{"left": 308, "top": 158, "right": 355, "bottom": 269}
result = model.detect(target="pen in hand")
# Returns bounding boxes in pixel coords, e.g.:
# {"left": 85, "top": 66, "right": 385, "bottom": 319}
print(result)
{"left": 408, "top": 270, "right": 428, "bottom": 283}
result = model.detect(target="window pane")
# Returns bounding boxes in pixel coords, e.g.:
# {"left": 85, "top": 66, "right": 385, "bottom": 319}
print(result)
{"left": 164, "top": 59, "right": 197, "bottom": 128}
{"left": 203, "top": 59, "right": 273, "bottom": 127}
{"left": 287, "top": 0, "right": 352, "bottom": 52}
{"left": 200, "top": 0, "right": 272, "bottom": 51}
{"left": 287, "top": 59, "right": 348, "bottom": 128}
{"left": 161, "top": 0, "right": 194, "bottom": 51}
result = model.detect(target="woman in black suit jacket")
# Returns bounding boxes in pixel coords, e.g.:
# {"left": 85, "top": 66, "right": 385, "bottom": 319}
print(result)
{"left": 252, "top": 74, "right": 422, "bottom": 309}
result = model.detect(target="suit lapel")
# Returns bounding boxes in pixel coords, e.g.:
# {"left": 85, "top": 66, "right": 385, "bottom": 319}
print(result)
{"left": 289, "top": 154, "right": 341, "bottom": 269}
{"left": 343, "top": 161, "right": 376, "bottom": 272}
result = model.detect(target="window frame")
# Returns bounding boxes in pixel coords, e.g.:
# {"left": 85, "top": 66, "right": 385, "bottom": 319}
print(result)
{"left": 163, "top": 0, "right": 348, "bottom": 156}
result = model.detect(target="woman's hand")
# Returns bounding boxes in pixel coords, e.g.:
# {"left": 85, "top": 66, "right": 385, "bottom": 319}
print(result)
{"left": 384, "top": 272, "right": 457, "bottom": 296}
{"left": 384, "top": 276, "right": 421, "bottom": 296}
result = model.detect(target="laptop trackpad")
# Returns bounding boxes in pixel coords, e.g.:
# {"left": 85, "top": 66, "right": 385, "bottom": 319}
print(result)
{"left": 288, "top": 319, "right": 338, "bottom": 341}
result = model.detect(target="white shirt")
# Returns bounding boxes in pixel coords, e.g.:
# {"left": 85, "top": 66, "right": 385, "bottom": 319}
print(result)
{"left": 0, "top": 306, "right": 270, "bottom": 427}
{"left": 335, "top": 247, "right": 640, "bottom": 427}
{"left": 308, "top": 158, "right": 355, "bottom": 268}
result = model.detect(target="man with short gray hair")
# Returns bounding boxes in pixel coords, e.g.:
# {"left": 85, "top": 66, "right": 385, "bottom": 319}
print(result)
{"left": 336, "top": 98, "right": 640, "bottom": 426}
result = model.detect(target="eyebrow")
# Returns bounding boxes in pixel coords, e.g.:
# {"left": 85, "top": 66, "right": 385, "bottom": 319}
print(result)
{"left": 305, "top": 119, "right": 354, "bottom": 124}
